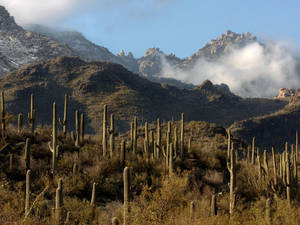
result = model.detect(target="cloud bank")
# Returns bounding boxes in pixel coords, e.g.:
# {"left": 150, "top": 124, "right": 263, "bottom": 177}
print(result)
{"left": 0, "top": 0, "right": 176, "bottom": 25}
{"left": 160, "top": 42, "right": 300, "bottom": 98}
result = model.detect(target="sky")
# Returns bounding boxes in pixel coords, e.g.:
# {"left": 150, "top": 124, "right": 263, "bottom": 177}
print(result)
{"left": 0, "top": 0, "right": 300, "bottom": 58}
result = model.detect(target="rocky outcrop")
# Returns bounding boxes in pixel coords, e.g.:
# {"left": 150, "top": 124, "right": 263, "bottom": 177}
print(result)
{"left": 0, "top": 6, "right": 75, "bottom": 76}
{"left": 275, "top": 88, "right": 296, "bottom": 98}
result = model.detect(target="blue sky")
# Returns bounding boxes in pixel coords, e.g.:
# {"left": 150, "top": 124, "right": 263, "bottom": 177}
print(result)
{"left": 2, "top": 0, "right": 300, "bottom": 58}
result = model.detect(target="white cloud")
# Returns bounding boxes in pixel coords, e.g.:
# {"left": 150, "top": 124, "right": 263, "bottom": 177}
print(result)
{"left": 160, "top": 42, "right": 300, "bottom": 98}
{"left": 0, "top": 0, "right": 177, "bottom": 25}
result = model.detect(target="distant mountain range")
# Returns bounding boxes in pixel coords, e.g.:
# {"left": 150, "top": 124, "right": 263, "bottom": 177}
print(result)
{"left": 0, "top": 4, "right": 259, "bottom": 90}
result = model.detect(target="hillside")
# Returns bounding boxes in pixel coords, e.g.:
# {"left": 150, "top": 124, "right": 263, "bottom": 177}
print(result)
{"left": 0, "top": 56, "right": 286, "bottom": 134}
{"left": 230, "top": 96, "right": 300, "bottom": 150}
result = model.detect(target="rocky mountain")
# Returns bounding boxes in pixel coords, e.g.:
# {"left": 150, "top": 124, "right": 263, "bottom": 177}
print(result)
{"left": 0, "top": 56, "right": 286, "bottom": 133}
{"left": 26, "top": 24, "right": 139, "bottom": 74}
{"left": 0, "top": 6, "right": 75, "bottom": 76}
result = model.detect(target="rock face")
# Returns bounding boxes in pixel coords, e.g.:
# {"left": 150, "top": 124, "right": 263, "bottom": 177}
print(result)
{"left": 0, "top": 6, "right": 75, "bottom": 76}
{"left": 0, "top": 56, "right": 286, "bottom": 133}
{"left": 26, "top": 24, "right": 139, "bottom": 74}
{"left": 275, "top": 88, "right": 296, "bottom": 98}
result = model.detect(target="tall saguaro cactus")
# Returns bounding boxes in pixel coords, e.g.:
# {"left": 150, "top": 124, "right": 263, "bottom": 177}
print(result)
{"left": 0, "top": 92, "right": 5, "bottom": 136}
{"left": 180, "top": 113, "right": 184, "bottom": 158}
{"left": 74, "top": 110, "right": 80, "bottom": 147}
{"left": 286, "top": 151, "right": 291, "bottom": 206}
{"left": 123, "top": 167, "right": 131, "bottom": 225}
{"left": 133, "top": 117, "right": 137, "bottom": 154}
{"left": 210, "top": 194, "right": 217, "bottom": 216}
{"left": 18, "top": 113, "right": 23, "bottom": 133}
{"left": 90, "top": 182, "right": 96, "bottom": 206}
{"left": 25, "top": 169, "right": 31, "bottom": 215}
{"left": 102, "top": 105, "right": 107, "bottom": 157}
{"left": 251, "top": 137, "right": 255, "bottom": 165}
{"left": 28, "top": 94, "right": 35, "bottom": 135}
{"left": 49, "top": 102, "right": 58, "bottom": 174}
{"left": 272, "top": 147, "right": 277, "bottom": 186}
{"left": 80, "top": 113, "right": 85, "bottom": 145}
{"left": 25, "top": 138, "right": 31, "bottom": 172}
{"left": 59, "top": 94, "right": 68, "bottom": 137}
{"left": 109, "top": 114, "right": 115, "bottom": 158}
{"left": 156, "top": 118, "right": 161, "bottom": 158}
{"left": 55, "top": 179, "right": 63, "bottom": 224}
{"left": 227, "top": 147, "right": 236, "bottom": 215}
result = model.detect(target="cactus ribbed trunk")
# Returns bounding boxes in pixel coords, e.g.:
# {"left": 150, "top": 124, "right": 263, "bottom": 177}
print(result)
{"left": 188, "top": 137, "right": 191, "bottom": 153}
{"left": 251, "top": 137, "right": 255, "bottom": 165}
{"left": 169, "top": 143, "right": 174, "bottom": 176}
{"left": 257, "top": 149, "right": 262, "bottom": 180}
{"left": 63, "top": 94, "right": 68, "bottom": 137}
{"left": 272, "top": 147, "right": 277, "bottom": 186}
{"left": 75, "top": 110, "right": 80, "bottom": 147}
{"left": 210, "top": 194, "right": 217, "bottom": 216}
{"left": 102, "top": 105, "right": 107, "bottom": 157}
{"left": 130, "top": 122, "right": 133, "bottom": 152}
{"left": 91, "top": 182, "right": 96, "bottom": 206}
{"left": 120, "top": 140, "right": 126, "bottom": 166}
{"left": 227, "top": 147, "right": 236, "bottom": 215}
{"left": 190, "top": 201, "right": 195, "bottom": 220}
{"left": 80, "top": 113, "right": 84, "bottom": 146}
{"left": 227, "top": 129, "right": 231, "bottom": 159}
{"left": 123, "top": 167, "right": 131, "bottom": 225}
{"left": 180, "top": 113, "right": 184, "bottom": 158}
{"left": 51, "top": 103, "right": 58, "bottom": 174}
{"left": 156, "top": 119, "right": 161, "bottom": 158}
{"left": 133, "top": 117, "right": 137, "bottom": 154}
{"left": 28, "top": 94, "right": 35, "bottom": 135}
{"left": 25, "top": 169, "right": 31, "bottom": 215}
{"left": 109, "top": 114, "right": 115, "bottom": 158}
{"left": 266, "top": 198, "right": 271, "bottom": 225}
{"left": 25, "top": 138, "right": 31, "bottom": 172}
{"left": 263, "top": 150, "right": 269, "bottom": 177}
{"left": 286, "top": 151, "right": 291, "bottom": 206}
{"left": 174, "top": 127, "right": 178, "bottom": 155}
{"left": 18, "top": 113, "right": 23, "bottom": 133}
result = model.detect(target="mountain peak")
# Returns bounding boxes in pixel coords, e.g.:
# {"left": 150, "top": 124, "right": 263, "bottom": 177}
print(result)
{"left": 0, "top": 5, "right": 20, "bottom": 31}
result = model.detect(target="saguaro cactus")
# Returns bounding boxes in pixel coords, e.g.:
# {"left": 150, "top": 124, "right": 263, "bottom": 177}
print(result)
{"left": 0, "top": 92, "right": 5, "bottom": 135}
{"left": 227, "top": 147, "right": 236, "bottom": 215}
{"left": 25, "top": 138, "right": 31, "bottom": 172}
{"left": 286, "top": 151, "right": 291, "bottom": 206}
{"left": 49, "top": 102, "right": 58, "bottom": 173}
{"left": 18, "top": 113, "right": 23, "bottom": 133}
{"left": 263, "top": 150, "right": 269, "bottom": 177}
{"left": 80, "top": 113, "right": 85, "bottom": 145}
{"left": 133, "top": 117, "right": 137, "bottom": 154}
{"left": 251, "top": 137, "right": 255, "bottom": 165}
{"left": 59, "top": 94, "right": 68, "bottom": 137}
{"left": 190, "top": 201, "right": 195, "bottom": 220}
{"left": 210, "top": 194, "right": 217, "bottom": 216}
{"left": 102, "top": 105, "right": 107, "bottom": 157}
{"left": 27, "top": 94, "right": 35, "bottom": 135}
{"left": 109, "top": 114, "right": 115, "bottom": 158}
{"left": 123, "top": 167, "right": 131, "bottom": 225}
{"left": 74, "top": 110, "right": 80, "bottom": 147}
{"left": 174, "top": 127, "right": 178, "bottom": 155}
{"left": 272, "top": 147, "right": 277, "bottom": 186}
{"left": 25, "top": 169, "right": 31, "bottom": 215}
{"left": 227, "top": 129, "right": 231, "bottom": 159}
{"left": 156, "top": 118, "right": 161, "bottom": 158}
{"left": 266, "top": 198, "right": 271, "bottom": 225}
{"left": 120, "top": 140, "right": 126, "bottom": 166}
{"left": 90, "top": 182, "right": 96, "bottom": 206}
{"left": 180, "top": 113, "right": 184, "bottom": 158}
{"left": 169, "top": 143, "right": 174, "bottom": 175}
{"left": 55, "top": 180, "right": 63, "bottom": 224}
{"left": 188, "top": 137, "right": 191, "bottom": 153}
